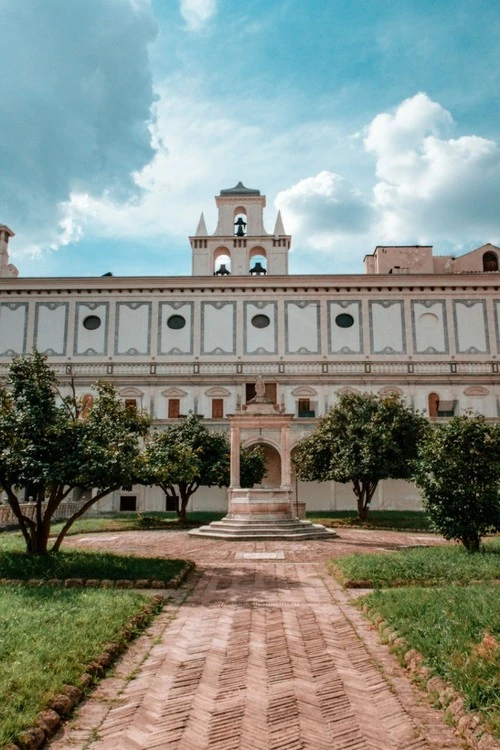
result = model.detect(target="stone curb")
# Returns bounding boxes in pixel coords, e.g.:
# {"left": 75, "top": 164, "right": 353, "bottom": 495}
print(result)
{"left": 1, "top": 562, "right": 196, "bottom": 750}
{"left": 0, "top": 559, "right": 196, "bottom": 591}
{"left": 362, "top": 603, "right": 499, "bottom": 750}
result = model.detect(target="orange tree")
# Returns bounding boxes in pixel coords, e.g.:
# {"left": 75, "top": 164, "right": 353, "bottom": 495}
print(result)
{"left": 293, "top": 392, "right": 428, "bottom": 521}
{"left": 413, "top": 414, "right": 500, "bottom": 551}
{"left": 141, "top": 414, "right": 265, "bottom": 522}
{"left": 0, "top": 352, "right": 150, "bottom": 554}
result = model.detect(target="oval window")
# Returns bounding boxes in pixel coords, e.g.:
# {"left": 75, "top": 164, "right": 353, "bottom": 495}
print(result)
{"left": 167, "top": 314, "right": 186, "bottom": 330}
{"left": 251, "top": 314, "right": 270, "bottom": 329}
{"left": 335, "top": 313, "right": 354, "bottom": 328}
{"left": 83, "top": 315, "right": 101, "bottom": 330}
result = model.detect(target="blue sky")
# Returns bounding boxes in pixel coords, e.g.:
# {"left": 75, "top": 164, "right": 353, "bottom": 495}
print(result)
{"left": 1, "top": 0, "right": 500, "bottom": 277}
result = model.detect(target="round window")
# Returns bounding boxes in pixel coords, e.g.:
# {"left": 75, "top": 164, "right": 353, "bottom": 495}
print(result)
{"left": 83, "top": 315, "right": 101, "bottom": 330}
{"left": 167, "top": 314, "right": 186, "bottom": 330}
{"left": 335, "top": 313, "right": 354, "bottom": 328}
{"left": 251, "top": 314, "right": 270, "bottom": 329}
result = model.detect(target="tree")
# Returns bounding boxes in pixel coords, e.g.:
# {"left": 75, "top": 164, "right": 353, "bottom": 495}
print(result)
{"left": 141, "top": 414, "right": 265, "bottom": 522}
{"left": 0, "top": 352, "right": 151, "bottom": 554}
{"left": 413, "top": 414, "right": 500, "bottom": 551}
{"left": 293, "top": 392, "right": 428, "bottom": 521}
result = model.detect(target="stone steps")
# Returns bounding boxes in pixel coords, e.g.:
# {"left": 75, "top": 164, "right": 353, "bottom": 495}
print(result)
{"left": 189, "top": 517, "right": 336, "bottom": 540}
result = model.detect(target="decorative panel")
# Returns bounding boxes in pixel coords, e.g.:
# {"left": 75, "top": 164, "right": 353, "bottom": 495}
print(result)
{"left": 328, "top": 300, "right": 362, "bottom": 354}
{"left": 115, "top": 302, "right": 151, "bottom": 355}
{"left": 244, "top": 301, "right": 277, "bottom": 354}
{"left": 411, "top": 300, "right": 448, "bottom": 354}
{"left": 74, "top": 302, "right": 109, "bottom": 356}
{"left": 453, "top": 300, "right": 488, "bottom": 353}
{"left": 35, "top": 302, "right": 68, "bottom": 355}
{"left": 369, "top": 300, "right": 405, "bottom": 354}
{"left": 0, "top": 302, "right": 27, "bottom": 355}
{"left": 285, "top": 301, "right": 320, "bottom": 354}
{"left": 201, "top": 301, "right": 236, "bottom": 355}
{"left": 158, "top": 302, "right": 193, "bottom": 355}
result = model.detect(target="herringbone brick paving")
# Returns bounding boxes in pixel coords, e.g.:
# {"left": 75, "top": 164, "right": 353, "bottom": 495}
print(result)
{"left": 49, "top": 531, "right": 463, "bottom": 749}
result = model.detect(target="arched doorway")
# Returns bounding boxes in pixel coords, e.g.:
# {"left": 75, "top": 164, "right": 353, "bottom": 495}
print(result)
{"left": 254, "top": 443, "right": 281, "bottom": 488}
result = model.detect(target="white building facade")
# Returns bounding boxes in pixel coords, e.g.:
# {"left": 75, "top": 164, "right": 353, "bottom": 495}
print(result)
{"left": 1, "top": 184, "right": 500, "bottom": 514}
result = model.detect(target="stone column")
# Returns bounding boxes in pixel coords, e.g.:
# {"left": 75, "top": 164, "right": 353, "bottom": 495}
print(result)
{"left": 230, "top": 425, "right": 240, "bottom": 488}
{"left": 280, "top": 423, "right": 291, "bottom": 487}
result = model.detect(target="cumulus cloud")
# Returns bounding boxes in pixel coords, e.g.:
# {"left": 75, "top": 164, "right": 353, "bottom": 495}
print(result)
{"left": 0, "top": 0, "right": 158, "bottom": 255}
{"left": 275, "top": 171, "right": 373, "bottom": 250}
{"left": 364, "top": 93, "right": 500, "bottom": 243}
{"left": 180, "top": 0, "right": 217, "bottom": 31}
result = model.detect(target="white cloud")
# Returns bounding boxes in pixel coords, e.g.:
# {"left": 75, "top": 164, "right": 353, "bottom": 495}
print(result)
{"left": 364, "top": 93, "right": 500, "bottom": 244}
{"left": 180, "top": 0, "right": 217, "bottom": 31}
{"left": 275, "top": 171, "right": 373, "bottom": 250}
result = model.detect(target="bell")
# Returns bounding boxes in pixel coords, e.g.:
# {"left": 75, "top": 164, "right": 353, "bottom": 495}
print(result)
{"left": 234, "top": 217, "right": 247, "bottom": 237}
{"left": 249, "top": 261, "right": 266, "bottom": 275}
{"left": 214, "top": 263, "right": 231, "bottom": 275}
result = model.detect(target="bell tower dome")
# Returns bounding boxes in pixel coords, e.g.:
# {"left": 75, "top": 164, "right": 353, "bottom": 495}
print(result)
{"left": 189, "top": 182, "right": 291, "bottom": 276}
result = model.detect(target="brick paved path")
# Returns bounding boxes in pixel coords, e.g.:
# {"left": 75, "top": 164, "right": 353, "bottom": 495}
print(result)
{"left": 50, "top": 532, "right": 461, "bottom": 750}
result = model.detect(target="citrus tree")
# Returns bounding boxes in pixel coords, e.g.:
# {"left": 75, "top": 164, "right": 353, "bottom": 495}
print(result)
{"left": 293, "top": 392, "right": 428, "bottom": 520}
{"left": 141, "top": 414, "right": 265, "bottom": 522}
{"left": 0, "top": 352, "right": 150, "bottom": 554}
{"left": 413, "top": 414, "right": 500, "bottom": 551}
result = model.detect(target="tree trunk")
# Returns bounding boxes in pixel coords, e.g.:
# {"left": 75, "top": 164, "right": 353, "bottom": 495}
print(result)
{"left": 462, "top": 533, "right": 481, "bottom": 552}
{"left": 352, "top": 480, "right": 378, "bottom": 521}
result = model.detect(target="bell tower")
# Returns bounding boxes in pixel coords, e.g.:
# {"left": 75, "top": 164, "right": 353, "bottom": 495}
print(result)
{"left": 189, "top": 182, "right": 291, "bottom": 276}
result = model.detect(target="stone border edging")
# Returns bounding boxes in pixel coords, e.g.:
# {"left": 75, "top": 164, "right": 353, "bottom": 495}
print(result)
{"left": 363, "top": 605, "right": 499, "bottom": 750}
{"left": 0, "top": 560, "right": 196, "bottom": 591}
{"left": 1, "top": 561, "right": 196, "bottom": 750}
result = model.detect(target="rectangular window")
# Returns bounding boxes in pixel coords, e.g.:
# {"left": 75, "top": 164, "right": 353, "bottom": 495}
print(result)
{"left": 124, "top": 398, "right": 137, "bottom": 412}
{"left": 298, "top": 398, "right": 315, "bottom": 418}
{"left": 120, "top": 495, "right": 137, "bottom": 512}
{"left": 212, "top": 398, "right": 224, "bottom": 418}
{"left": 165, "top": 493, "right": 178, "bottom": 512}
{"left": 168, "top": 398, "right": 180, "bottom": 418}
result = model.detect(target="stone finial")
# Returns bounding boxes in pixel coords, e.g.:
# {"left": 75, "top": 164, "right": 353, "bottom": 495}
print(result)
{"left": 273, "top": 210, "right": 286, "bottom": 236}
{"left": 0, "top": 225, "right": 19, "bottom": 278}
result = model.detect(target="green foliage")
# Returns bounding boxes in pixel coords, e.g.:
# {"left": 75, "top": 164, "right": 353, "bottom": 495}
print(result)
{"left": 293, "top": 392, "right": 428, "bottom": 520}
{"left": 307, "top": 510, "right": 432, "bottom": 531}
{"left": 0, "top": 587, "right": 154, "bottom": 747}
{"left": 362, "top": 585, "right": 500, "bottom": 736}
{"left": 0, "top": 352, "right": 151, "bottom": 554}
{"left": 141, "top": 414, "right": 265, "bottom": 521}
{"left": 413, "top": 415, "right": 500, "bottom": 551}
{"left": 331, "top": 539, "right": 500, "bottom": 587}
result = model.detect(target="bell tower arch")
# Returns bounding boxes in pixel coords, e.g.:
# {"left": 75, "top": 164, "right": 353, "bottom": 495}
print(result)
{"left": 189, "top": 182, "right": 291, "bottom": 276}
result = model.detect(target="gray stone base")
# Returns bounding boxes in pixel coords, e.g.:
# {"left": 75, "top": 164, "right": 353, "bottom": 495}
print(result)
{"left": 188, "top": 517, "right": 337, "bottom": 540}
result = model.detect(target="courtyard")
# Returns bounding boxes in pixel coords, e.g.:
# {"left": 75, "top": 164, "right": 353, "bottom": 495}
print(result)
{"left": 43, "top": 528, "right": 480, "bottom": 750}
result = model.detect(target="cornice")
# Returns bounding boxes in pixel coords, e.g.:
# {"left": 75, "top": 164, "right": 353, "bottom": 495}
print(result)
{"left": 1, "top": 271, "right": 500, "bottom": 295}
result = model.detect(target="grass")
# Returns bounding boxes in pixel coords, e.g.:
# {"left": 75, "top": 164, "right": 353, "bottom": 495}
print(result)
{"left": 362, "top": 585, "right": 500, "bottom": 736}
{"left": 48, "top": 510, "right": 226, "bottom": 536}
{"left": 307, "top": 510, "right": 432, "bottom": 531}
{"left": 0, "top": 534, "right": 186, "bottom": 582}
{"left": 331, "top": 538, "right": 500, "bottom": 587}
{"left": 0, "top": 586, "right": 159, "bottom": 747}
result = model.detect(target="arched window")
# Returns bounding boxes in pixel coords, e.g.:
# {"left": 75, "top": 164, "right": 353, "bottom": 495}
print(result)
{"left": 483, "top": 251, "right": 498, "bottom": 272}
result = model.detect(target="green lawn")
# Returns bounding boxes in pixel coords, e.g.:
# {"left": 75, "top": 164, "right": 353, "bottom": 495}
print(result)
{"left": 0, "top": 534, "right": 186, "bottom": 582}
{"left": 308, "top": 510, "right": 432, "bottom": 531}
{"left": 331, "top": 538, "right": 500, "bottom": 587}
{"left": 362, "top": 585, "right": 500, "bottom": 736}
{"left": 49, "top": 510, "right": 226, "bottom": 536}
{"left": 0, "top": 586, "right": 159, "bottom": 747}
